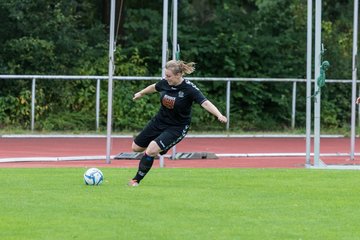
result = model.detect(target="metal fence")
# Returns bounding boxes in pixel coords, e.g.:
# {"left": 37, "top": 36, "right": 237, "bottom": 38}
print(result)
{"left": 0, "top": 75, "right": 358, "bottom": 131}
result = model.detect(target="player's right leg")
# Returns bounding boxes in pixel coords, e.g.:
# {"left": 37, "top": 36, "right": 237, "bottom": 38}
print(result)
{"left": 131, "top": 142, "right": 146, "bottom": 152}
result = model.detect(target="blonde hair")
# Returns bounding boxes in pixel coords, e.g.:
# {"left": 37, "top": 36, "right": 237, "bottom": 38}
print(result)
{"left": 165, "top": 60, "right": 195, "bottom": 76}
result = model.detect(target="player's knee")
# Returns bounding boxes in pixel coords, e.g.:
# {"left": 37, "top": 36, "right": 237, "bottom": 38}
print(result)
{"left": 145, "top": 141, "right": 161, "bottom": 157}
{"left": 132, "top": 142, "right": 145, "bottom": 152}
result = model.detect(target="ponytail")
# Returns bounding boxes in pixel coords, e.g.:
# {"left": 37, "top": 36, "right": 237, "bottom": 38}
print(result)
{"left": 165, "top": 60, "right": 195, "bottom": 76}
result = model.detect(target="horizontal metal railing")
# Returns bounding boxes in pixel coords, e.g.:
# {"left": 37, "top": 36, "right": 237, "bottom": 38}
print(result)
{"left": 1, "top": 75, "right": 359, "bottom": 131}
{"left": 0, "top": 74, "right": 358, "bottom": 83}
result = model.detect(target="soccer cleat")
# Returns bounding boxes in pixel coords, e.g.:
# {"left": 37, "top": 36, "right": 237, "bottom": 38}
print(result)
{"left": 128, "top": 179, "right": 139, "bottom": 187}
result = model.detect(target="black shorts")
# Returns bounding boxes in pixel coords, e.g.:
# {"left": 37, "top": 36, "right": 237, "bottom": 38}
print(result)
{"left": 134, "top": 118, "right": 190, "bottom": 155}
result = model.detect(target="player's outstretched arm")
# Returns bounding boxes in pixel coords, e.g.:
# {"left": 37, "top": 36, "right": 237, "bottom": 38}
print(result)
{"left": 356, "top": 97, "right": 360, "bottom": 104}
{"left": 201, "top": 100, "right": 227, "bottom": 123}
{"left": 133, "top": 84, "right": 157, "bottom": 100}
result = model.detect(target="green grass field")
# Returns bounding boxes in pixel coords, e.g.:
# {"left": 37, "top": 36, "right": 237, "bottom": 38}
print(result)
{"left": 1, "top": 168, "right": 360, "bottom": 240}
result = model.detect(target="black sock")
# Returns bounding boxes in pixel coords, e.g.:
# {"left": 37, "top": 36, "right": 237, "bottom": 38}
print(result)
{"left": 133, "top": 153, "right": 154, "bottom": 183}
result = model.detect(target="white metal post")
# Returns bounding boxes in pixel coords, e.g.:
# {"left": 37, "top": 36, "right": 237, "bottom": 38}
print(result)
{"left": 106, "top": 0, "right": 116, "bottom": 164}
{"left": 291, "top": 82, "right": 297, "bottom": 129}
{"left": 314, "top": 0, "right": 322, "bottom": 167}
{"left": 358, "top": 87, "right": 360, "bottom": 126}
{"left": 96, "top": 79, "right": 100, "bottom": 131}
{"left": 161, "top": 0, "right": 169, "bottom": 77}
{"left": 171, "top": 0, "right": 178, "bottom": 161}
{"left": 351, "top": 0, "right": 359, "bottom": 160}
{"left": 306, "top": 0, "right": 313, "bottom": 167}
{"left": 160, "top": 0, "right": 169, "bottom": 168}
{"left": 226, "top": 80, "right": 231, "bottom": 130}
{"left": 172, "top": 0, "right": 178, "bottom": 60}
{"left": 31, "top": 78, "right": 36, "bottom": 131}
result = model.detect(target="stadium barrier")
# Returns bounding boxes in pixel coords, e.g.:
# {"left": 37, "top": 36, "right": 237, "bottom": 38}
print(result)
{"left": 0, "top": 75, "right": 359, "bottom": 132}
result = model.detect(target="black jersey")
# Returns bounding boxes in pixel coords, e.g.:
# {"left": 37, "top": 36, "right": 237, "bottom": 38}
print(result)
{"left": 154, "top": 79, "right": 207, "bottom": 126}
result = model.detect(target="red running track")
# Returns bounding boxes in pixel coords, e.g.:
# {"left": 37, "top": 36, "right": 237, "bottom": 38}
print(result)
{"left": 1, "top": 137, "right": 360, "bottom": 168}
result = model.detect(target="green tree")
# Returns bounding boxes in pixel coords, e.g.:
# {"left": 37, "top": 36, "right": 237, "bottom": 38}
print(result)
{"left": 0, "top": 0, "right": 357, "bottom": 132}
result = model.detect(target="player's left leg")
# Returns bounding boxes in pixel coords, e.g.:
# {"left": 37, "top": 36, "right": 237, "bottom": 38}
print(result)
{"left": 155, "top": 124, "right": 189, "bottom": 155}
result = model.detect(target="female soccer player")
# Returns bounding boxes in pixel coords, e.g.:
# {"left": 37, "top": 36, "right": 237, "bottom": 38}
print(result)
{"left": 128, "top": 60, "right": 227, "bottom": 186}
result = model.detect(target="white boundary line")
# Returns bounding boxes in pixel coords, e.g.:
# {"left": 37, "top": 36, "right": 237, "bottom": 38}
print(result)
{"left": 1, "top": 152, "right": 360, "bottom": 163}
{"left": 0, "top": 134, "right": 345, "bottom": 138}
{"left": 217, "top": 152, "right": 360, "bottom": 157}
{"left": 0, "top": 134, "right": 132, "bottom": 138}
{"left": 0, "top": 156, "right": 115, "bottom": 163}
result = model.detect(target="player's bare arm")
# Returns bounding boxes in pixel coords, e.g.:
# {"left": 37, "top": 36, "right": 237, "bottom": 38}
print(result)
{"left": 201, "top": 100, "right": 227, "bottom": 123}
{"left": 133, "top": 84, "right": 157, "bottom": 100}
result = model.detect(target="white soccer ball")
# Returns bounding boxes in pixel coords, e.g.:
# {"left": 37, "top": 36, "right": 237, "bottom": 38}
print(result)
{"left": 84, "top": 168, "right": 104, "bottom": 186}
